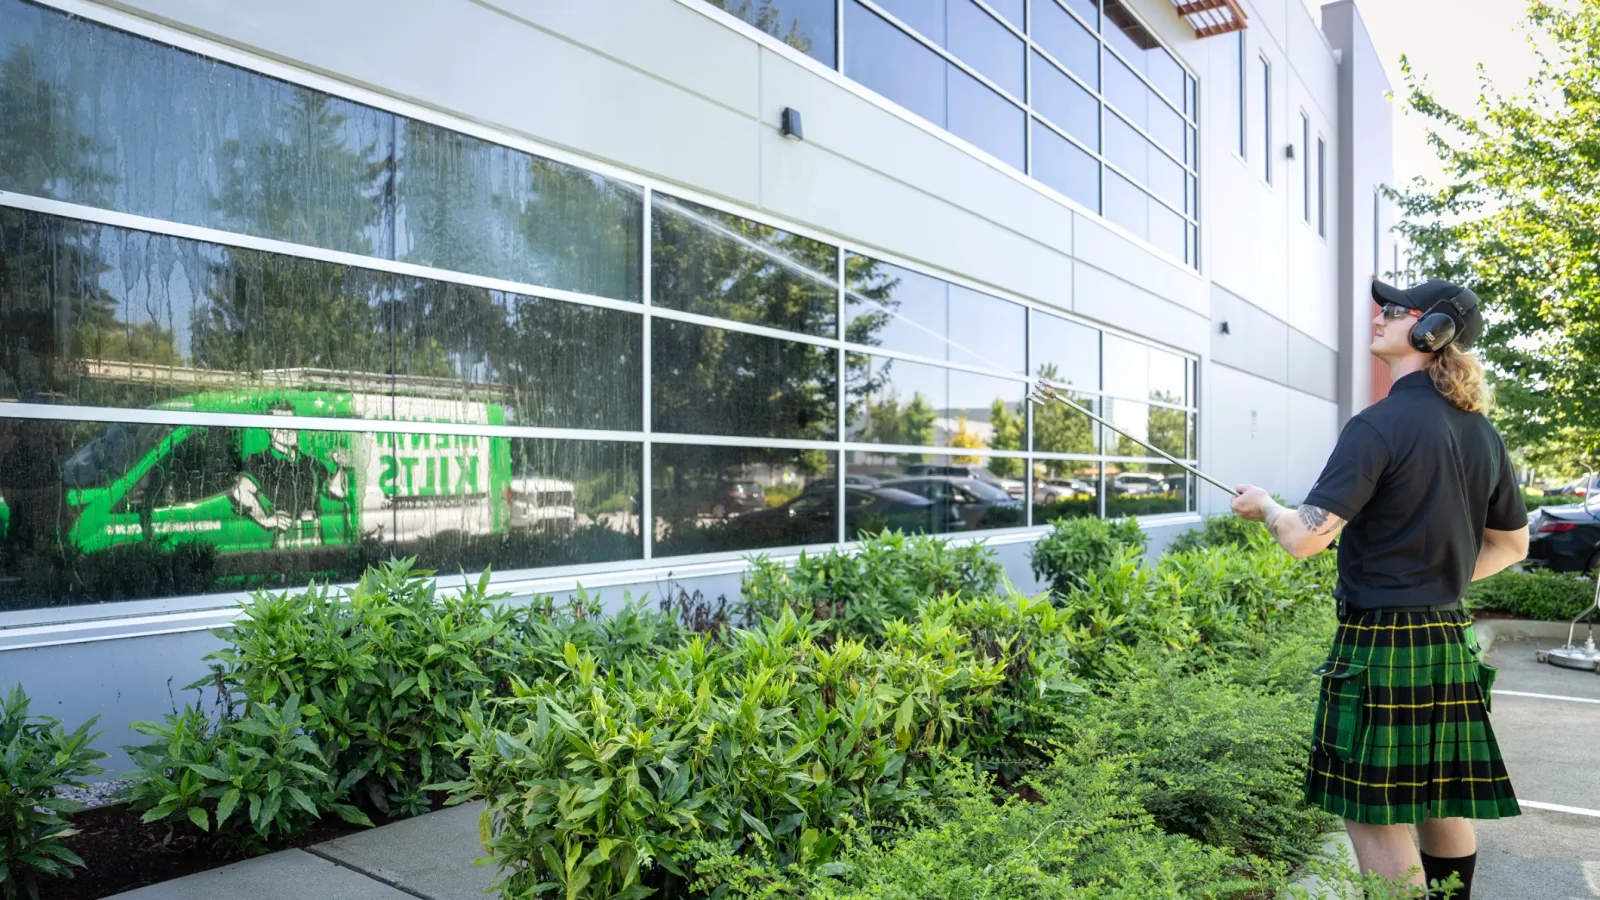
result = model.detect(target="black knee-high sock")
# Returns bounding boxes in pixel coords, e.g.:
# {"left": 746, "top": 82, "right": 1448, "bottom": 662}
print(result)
{"left": 1421, "top": 851, "right": 1476, "bottom": 900}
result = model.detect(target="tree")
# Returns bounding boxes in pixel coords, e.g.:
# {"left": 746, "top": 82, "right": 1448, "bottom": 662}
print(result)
{"left": 1393, "top": 0, "right": 1600, "bottom": 469}
{"left": 1032, "top": 365, "right": 1095, "bottom": 475}
{"left": 948, "top": 416, "right": 986, "bottom": 465}
{"left": 988, "top": 399, "right": 1024, "bottom": 478}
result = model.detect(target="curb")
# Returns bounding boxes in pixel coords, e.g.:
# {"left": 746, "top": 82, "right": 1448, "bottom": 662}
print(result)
{"left": 1472, "top": 616, "right": 1583, "bottom": 651}
{"left": 1279, "top": 831, "right": 1359, "bottom": 900}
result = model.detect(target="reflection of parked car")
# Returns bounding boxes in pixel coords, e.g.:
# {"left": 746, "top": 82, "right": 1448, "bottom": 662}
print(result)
{"left": 509, "top": 476, "right": 576, "bottom": 535}
{"left": 1544, "top": 476, "right": 1600, "bottom": 497}
{"left": 903, "top": 464, "right": 1025, "bottom": 500}
{"left": 801, "top": 474, "right": 881, "bottom": 495}
{"left": 1526, "top": 503, "right": 1600, "bottom": 573}
{"left": 684, "top": 478, "right": 766, "bottom": 518}
{"left": 1035, "top": 478, "right": 1096, "bottom": 504}
{"left": 1111, "top": 473, "right": 1165, "bottom": 496}
{"left": 740, "top": 486, "right": 941, "bottom": 539}
{"left": 880, "top": 476, "right": 1023, "bottom": 530}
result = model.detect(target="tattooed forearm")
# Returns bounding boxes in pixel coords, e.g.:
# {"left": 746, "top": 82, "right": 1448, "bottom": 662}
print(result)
{"left": 1296, "top": 504, "right": 1345, "bottom": 536}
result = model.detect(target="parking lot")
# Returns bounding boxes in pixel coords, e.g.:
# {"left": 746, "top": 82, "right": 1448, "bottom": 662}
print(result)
{"left": 1475, "top": 637, "right": 1600, "bottom": 897}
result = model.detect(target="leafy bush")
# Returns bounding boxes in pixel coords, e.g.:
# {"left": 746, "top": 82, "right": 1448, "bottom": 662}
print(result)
{"left": 1167, "top": 514, "right": 1276, "bottom": 554}
{"left": 1467, "top": 569, "right": 1597, "bottom": 621}
{"left": 441, "top": 607, "right": 1055, "bottom": 899}
{"left": 751, "top": 756, "right": 1279, "bottom": 900}
{"left": 1524, "top": 493, "right": 1586, "bottom": 512}
{"left": 1029, "top": 517, "right": 1147, "bottom": 597}
{"left": 206, "top": 563, "right": 527, "bottom": 818}
{"left": 742, "top": 532, "right": 1004, "bottom": 637}
{"left": 124, "top": 693, "right": 370, "bottom": 850}
{"left": 0, "top": 686, "right": 106, "bottom": 900}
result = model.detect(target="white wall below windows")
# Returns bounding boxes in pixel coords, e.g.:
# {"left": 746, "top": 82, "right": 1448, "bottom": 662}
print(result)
{"left": 1201, "top": 362, "right": 1339, "bottom": 513}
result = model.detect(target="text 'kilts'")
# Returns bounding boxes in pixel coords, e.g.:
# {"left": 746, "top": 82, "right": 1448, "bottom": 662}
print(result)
{"left": 1304, "top": 608, "right": 1520, "bottom": 825}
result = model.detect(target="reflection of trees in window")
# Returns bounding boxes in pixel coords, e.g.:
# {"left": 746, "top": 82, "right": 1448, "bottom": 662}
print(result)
{"left": 652, "top": 195, "right": 834, "bottom": 334}
{"left": 1149, "top": 392, "right": 1187, "bottom": 458}
{"left": 652, "top": 320, "right": 836, "bottom": 441}
{"left": 988, "top": 399, "right": 1024, "bottom": 478}
{"left": 1032, "top": 364, "right": 1095, "bottom": 474}
{"left": 704, "top": 0, "right": 833, "bottom": 62}
{"left": 947, "top": 416, "right": 986, "bottom": 465}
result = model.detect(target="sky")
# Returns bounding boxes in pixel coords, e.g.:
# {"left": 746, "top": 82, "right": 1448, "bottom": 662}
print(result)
{"left": 1302, "top": 0, "right": 1546, "bottom": 190}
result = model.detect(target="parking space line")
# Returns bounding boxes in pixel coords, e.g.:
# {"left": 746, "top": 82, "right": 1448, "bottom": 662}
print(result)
{"left": 1520, "top": 800, "right": 1600, "bottom": 820}
{"left": 1496, "top": 689, "right": 1600, "bottom": 705}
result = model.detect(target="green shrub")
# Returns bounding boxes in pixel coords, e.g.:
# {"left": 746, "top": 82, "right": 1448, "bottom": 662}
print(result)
{"left": 1525, "top": 494, "right": 1585, "bottom": 512}
{"left": 0, "top": 686, "right": 106, "bottom": 900}
{"left": 1167, "top": 514, "right": 1276, "bottom": 554}
{"left": 1153, "top": 545, "right": 1337, "bottom": 658}
{"left": 742, "top": 532, "right": 1004, "bottom": 637}
{"left": 124, "top": 693, "right": 370, "bottom": 850}
{"left": 1467, "top": 569, "right": 1596, "bottom": 621}
{"left": 800, "top": 756, "right": 1278, "bottom": 900}
{"left": 1029, "top": 517, "right": 1147, "bottom": 597}
{"left": 441, "top": 607, "right": 1045, "bottom": 899}
{"left": 206, "top": 562, "right": 528, "bottom": 818}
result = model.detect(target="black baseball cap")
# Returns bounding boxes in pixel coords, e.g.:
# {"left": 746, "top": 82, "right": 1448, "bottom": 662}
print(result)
{"left": 1371, "top": 278, "right": 1483, "bottom": 349}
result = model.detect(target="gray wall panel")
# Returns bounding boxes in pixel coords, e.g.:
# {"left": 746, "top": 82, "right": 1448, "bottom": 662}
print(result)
{"left": 1211, "top": 284, "right": 1290, "bottom": 385}
{"left": 1288, "top": 327, "right": 1339, "bottom": 402}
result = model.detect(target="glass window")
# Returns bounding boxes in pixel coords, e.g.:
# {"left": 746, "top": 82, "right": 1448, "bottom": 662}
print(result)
{"left": 948, "top": 65, "right": 1026, "bottom": 170}
{"left": 1101, "top": 0, "right": 1183, "bottom": 105}
{"left": 1032, "top": 464, "right": 1099, "bottom": 524}
{"left": 0, "top": 209, "right": 642, "bottom": 429}
{"left": 1102, "top": 170, "right": 1147, "bottom": 243}
{"left": 652, "top": 320, "right": 837, "bottom": 441}
{"left": 1031, "top": 52, "right": 1099, "bottom": 149}
{"left": 875, "top": 0, "right": 946, "bottom": 43}
{"left": 0, "top": 0, "right": 395, "bottom": 257}
{"left": 1032, "top": 390, "right": 1099, "bottom": 455}
{"left": 1031, "top": 311, "right": 1100, "bottom": 390}
{"left": 1103, "top": 399, "right": 1185, "bottom": 458}
{"left": 395, "top": 122, "right": 644, "bottom": 302}
{"left": 652, "top": 444, "right": 836, "bottom": 556}
{"left": 1101, "top": 333, "right": 1149, "bottom": 400}
{"left": 704, "top": 0, "right": 838, "bottom": 66}
{"left": 1236, "top": 32, "right": 1248, "bottom": 158}
{"left": 1148, "top": 198, "right": 1185, "bottom": 261}
{"left": 985, "top": 0, "right": 1026, "bottom": 29}
{"left": 1149, "top": 346, "right": 1187, "bottom": 404}
{"left": 845, "top": 354, "right": 1025, "bottom": 449}
{"left": 845, "top": 255, "right": 1024, "bottom": 371}
{"left": 843, "top": 450, "right": 1024, "bottom": 537}
{"left": 1060, "top": 0, "right": 1100, "bottom": 28}
{"left": 948, "top": 0, "right": 1024, "bottom": 99}
{"left": 1260, "top": 55, "right": 1272, "bottom": 183}
{"left": 652, "top": 194, "right": 838, "bottom": 337}
{"left": 1105, "top": 55, "right": 1182, "bottom": 162}
{"left": 1031, "top": 120, "right": 1101, "bottom": 212}
{"left": 0, "top": 417, "right": 641, "bottom": 610}
{"left": 845, "top": 1, "right": 947, "bottom": 126}
{"left": 1301, "top": 113, "right": 1312, "bottom": 222}
{"left": 396, "top": 281, "right": 643, "bottom": 431}
{"left": 1031, "top": 0, "right": 1099, "bottom": 89}
{"left": 1317, "top": 137, "right": 1327, "bottom": 237}
{"left": 1106, "top": 463, "right": 1190, "bottom": 516}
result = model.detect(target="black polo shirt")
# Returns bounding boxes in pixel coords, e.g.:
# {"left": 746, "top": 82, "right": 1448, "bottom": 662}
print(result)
{"left": 1304, "top": 371, "right": 1527, "bottom": 610}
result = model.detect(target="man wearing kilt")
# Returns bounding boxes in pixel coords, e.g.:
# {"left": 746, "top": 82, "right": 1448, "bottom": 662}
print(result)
{"left": 1231, "top": 278, "right": 1528, "bottom": 899}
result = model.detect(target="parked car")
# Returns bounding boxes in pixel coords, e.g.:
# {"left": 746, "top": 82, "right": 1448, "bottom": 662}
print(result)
{"left": 903, "top": 464, "right": 1026, "bottom": 500}
{"left": 679, "top": 478, "right": 766, "bottom": 519}
{"left": 1526, "top": 502, "right": 1600, "bottom": 573}
{"left": 800, "top": 474, "right": 881, "bottom": 495}
{"left": 739, "top": 486, "right": 947, "bottom": 539}
{"left": 1034, "top": 478, "right": 1096, "bottom": 504}
{"left": 1544, "top": 475, "right": 1600, "bottom": 498}
{"left": 879, "top": 476, "right": 1023, "bottom": 531}
{"left": 1111, "top": 472, "right": 1166, "bottom": 496}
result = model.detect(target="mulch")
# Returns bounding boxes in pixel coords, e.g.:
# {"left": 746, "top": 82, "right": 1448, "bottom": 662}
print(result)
{"left": 38, "top": 799, "right": 442, "bottom": 900}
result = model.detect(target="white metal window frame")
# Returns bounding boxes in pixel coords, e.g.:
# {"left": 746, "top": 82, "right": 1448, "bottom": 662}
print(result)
{"left": 692, "top": 0, "right": 1203, "bottom": 268}
{"left": 0, "top": 0, "right": 1202, "bottom": 642}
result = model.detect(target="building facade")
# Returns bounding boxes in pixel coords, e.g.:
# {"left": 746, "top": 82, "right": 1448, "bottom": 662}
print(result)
{"left": 0, "top": 0, "right": 1394, "bottom": 764}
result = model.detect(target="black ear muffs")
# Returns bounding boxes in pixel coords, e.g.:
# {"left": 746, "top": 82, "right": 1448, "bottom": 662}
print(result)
{"left": 1408, "top": 294, "right": 1465, "bottom": 353}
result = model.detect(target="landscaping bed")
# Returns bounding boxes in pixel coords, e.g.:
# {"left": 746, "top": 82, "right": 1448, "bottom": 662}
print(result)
{"left": 6, "top": 518, "right": 1426, "bottom": 899}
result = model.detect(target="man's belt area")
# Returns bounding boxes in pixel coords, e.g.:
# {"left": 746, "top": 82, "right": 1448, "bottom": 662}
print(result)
{"left": 1338, "top": 599, "right": 1463, "bottom": 616}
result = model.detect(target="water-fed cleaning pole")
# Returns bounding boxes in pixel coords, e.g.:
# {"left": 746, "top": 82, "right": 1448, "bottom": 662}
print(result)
{"left": 1027, "top": 382, "right": 1240, "bottom": 496}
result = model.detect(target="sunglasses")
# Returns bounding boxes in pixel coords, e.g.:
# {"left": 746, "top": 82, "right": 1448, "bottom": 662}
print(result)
{"left": 1380, "top": 303, "right": 1423, "bottom": 321}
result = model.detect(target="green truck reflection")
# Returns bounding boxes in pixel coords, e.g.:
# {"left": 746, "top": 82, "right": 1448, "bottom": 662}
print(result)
{"left": 11, "top": 389, "right": 576, "bottom": 562}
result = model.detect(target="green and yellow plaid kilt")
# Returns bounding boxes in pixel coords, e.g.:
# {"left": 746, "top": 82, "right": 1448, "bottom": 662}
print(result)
{"left": 1304, "top": 608, "right": 1520, "bottom": 825}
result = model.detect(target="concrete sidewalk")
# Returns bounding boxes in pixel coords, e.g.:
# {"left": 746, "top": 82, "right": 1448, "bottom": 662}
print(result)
{"left": 111, "top": 803, "right": 495, "bottom": 900}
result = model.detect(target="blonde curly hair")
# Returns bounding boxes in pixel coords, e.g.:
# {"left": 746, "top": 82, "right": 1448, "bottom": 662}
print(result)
{"left": 1426, "top": 344, "right": 1494, "bottom": 414}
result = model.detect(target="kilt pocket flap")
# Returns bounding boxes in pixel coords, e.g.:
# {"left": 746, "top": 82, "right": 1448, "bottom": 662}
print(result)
{"left": 1312, "top": 661, "right": 1368, "bottom": 761}
{"left": 1477, "top": 660, "right": 1498, "bottom": 713}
